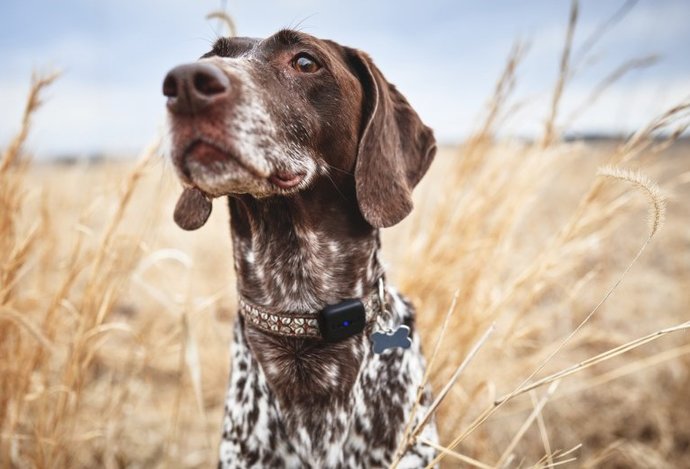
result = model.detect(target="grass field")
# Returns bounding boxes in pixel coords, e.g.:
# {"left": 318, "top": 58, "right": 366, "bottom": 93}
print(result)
{"left": 2, "top": 5, "right": 690, "bottom": 467}
{"left": 2, "top": 133, "right": 689, "bottom": 467}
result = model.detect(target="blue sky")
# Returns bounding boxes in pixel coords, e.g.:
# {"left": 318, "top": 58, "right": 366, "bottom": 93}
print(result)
{"left": 1, "top": 0, "right": 689, "bottom": 158}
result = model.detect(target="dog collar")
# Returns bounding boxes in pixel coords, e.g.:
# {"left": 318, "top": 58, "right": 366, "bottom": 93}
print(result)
{"left": 239, "top": 287, "right": 383, "bottom": 341}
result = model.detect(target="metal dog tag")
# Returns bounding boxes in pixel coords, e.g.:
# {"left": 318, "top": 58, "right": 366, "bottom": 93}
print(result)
{"left": 370, "top": 325, "right": 412, "bottom": 354}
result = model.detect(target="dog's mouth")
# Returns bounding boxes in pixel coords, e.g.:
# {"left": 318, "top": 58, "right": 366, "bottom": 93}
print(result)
{"left": 172, "top": 139, "right": 307, "bottom": 230}
{"left": 184, "top": 140, "right": 231, "bottom": 170}
{"left": 180, "top": 140, "right": 265, "bottom": 181}
{"left": 269, "top": 171, "right": 304, "bottom": 189}
{"left": 180, "top": 140, "right": 305, "bottom": 190}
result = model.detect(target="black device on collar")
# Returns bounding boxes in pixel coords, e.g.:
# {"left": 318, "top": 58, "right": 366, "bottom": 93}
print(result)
{"left": 318, "top": 299, "right": 366, "bottom": 342}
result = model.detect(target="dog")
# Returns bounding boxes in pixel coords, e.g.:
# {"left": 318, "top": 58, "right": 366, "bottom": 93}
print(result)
{"left": 163, "top": 29, "right": 438, "bottom": 468}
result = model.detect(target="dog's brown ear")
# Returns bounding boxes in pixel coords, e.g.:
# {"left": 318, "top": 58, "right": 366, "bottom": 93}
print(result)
{"left": 348, "top": 50, "right": 436, "bottom": 228}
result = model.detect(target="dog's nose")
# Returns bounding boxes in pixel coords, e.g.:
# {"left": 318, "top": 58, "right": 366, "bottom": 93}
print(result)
{"left": 163, "top": 63, "right": 230, "bottom": 114}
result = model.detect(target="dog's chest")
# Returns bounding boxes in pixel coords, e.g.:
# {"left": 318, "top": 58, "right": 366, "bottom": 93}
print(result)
{"left": 219, "top": 293, "right": 438, "bottom": 468}
{"left": 241, "top": 323, "right": 368, "bottom": 462}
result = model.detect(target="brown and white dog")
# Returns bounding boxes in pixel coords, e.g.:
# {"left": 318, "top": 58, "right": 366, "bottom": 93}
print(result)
{"left": 163, "top": 29, "right": 438, "bottom": 468}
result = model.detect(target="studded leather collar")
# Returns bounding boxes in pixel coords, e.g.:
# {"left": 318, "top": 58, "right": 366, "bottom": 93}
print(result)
{"left": 239, "top": 287, "right": 383, "bottom": 339}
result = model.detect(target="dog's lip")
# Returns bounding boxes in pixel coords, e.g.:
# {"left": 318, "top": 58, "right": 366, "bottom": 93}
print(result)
{"left": 269, "top": 171, "right": 304, "bottom": 189}
{"left": 176, "top": 139, "right": 306, "bottom": 192}
{"left": 180, "top": 139, "right": 269, "bottom": 180}
{"left": 184, "top": 140, "right": 226, "bottom": 167}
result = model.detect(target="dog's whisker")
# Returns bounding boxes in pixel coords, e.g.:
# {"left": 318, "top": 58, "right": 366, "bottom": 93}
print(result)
{"left": 322, "top": 161, "right": 354, "bottom": 176}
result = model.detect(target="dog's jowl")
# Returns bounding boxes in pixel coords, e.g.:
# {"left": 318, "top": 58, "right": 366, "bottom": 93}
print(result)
{"left": 163, "top": 29, "right": 438, "bottom": 468}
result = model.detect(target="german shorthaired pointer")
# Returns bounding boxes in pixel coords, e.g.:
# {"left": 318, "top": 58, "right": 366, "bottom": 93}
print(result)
{"left": 163, "top": 29, "right": 438, "bottom": 468}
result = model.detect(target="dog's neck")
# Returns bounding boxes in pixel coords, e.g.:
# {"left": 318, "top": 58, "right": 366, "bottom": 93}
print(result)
{"left": 226, "top": 178, "right": 383, "bottom": 420}
{"left": 228, "top": 178, "right": 383, "bottom": 314}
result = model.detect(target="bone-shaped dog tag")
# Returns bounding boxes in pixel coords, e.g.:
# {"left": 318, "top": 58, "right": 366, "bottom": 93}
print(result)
{"left": 174, "top": 187, "right": 212, "bottom": 230}
{"left": 370, "top": 325, "right": 412, "bottom": 354}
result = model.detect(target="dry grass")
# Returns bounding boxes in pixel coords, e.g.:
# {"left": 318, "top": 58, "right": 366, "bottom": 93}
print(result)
{"left": 2, "top": 4, "right": 690, "bottom": 468}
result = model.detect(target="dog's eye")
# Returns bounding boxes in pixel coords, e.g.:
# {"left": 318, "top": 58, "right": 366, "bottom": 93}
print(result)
{"left": 291, "top": 53, "right": 320, "bottom": 73}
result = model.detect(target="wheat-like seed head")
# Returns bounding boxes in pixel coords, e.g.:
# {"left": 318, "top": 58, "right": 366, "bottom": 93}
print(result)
{"left": 596, "top": 166, "right": 666, "bottom": 238}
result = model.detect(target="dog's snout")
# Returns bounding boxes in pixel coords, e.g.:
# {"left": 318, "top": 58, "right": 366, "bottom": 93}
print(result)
{"left": 163, "top": 63, "right": 230, "bottom": 114}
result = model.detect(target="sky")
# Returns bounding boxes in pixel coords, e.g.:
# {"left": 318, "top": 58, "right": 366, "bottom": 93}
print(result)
{"left": 1, "top": 0, "right": 689, "bottom": 158}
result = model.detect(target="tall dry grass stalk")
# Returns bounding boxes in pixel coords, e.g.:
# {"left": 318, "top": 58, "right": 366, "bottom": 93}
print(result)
{"left": 0, "top": 72, "right": 60, "bottom": 173}
{"left": 0, "top": 72, "right": 60, "bottom": 308}
{"left": 542, "top": 0, "right": 578, "bottom": 147}
{"left": 391, "top": 99, "right": 686, "bottom": 466}
{"left": 0, "top": 73, "right": 167, "bottom": 467}
{"left": 206, "top": 11, "right": 237, "bottom": 37}
{"left": 385, "top": 1, "right": 690, "bottom": 466}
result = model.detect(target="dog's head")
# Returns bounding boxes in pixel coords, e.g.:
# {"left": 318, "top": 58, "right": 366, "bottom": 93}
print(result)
{"left": 164, "top": 29, "right": 436, "bottom": 230}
